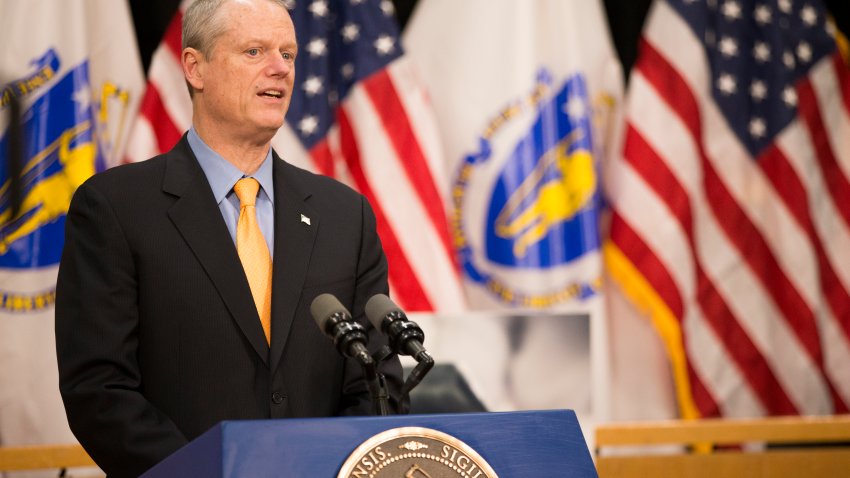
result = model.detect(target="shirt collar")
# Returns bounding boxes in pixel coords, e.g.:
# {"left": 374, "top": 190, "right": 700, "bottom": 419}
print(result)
{"left": 187, "top": 127, "right": 275, "bottom": 204}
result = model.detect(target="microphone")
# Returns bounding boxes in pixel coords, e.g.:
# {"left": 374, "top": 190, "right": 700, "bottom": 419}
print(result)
{"left": 364, "top": 294, "right": 430, "bottom": 363}
{"left": 310, "top": 294, "right": 373, "bottom": 367}
{"left": 311, "top": 293, "right": 391, "bottom": 415}
{"left": 365, "top": 294, "right": 434, "bottom": 399}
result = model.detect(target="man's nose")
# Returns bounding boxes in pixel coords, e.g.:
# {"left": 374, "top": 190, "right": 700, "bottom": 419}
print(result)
{"left": 267, "top": 53, "right": 292, "bottom": 76}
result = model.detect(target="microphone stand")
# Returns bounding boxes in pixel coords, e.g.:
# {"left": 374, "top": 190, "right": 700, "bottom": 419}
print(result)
{"left": 364, "top": 344, "right": 436, "bottom": 415}
{"left": 370, "top": 371, "right": 391, "bottom": 416}
{"left": 364, "top": 346, "right": 392, "bottom": 416}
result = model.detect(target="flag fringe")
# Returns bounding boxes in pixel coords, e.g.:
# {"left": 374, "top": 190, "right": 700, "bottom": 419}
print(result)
{"left": 604, "top": 240, "right": 700, "bottom": 420}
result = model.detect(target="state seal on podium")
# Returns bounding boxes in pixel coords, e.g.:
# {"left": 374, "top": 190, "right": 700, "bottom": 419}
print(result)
{"left": 338, "top": 427, "right": 499, "bottom": 478}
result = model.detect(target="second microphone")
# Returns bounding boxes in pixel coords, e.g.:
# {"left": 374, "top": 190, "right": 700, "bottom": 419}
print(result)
{"left": 365, "top": 294, "right": 431, "bottom": 363}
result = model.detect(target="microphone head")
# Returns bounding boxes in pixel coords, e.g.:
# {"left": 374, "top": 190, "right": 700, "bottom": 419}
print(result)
{"left": 366, "top": 293, "right": 427, "bottom": 358}
{"left": 310, "top": 293, "right": 351, "bottom": 332}
{"left": 310, "top": 294, "right": 373, "bottom": 365}
{"left": 365, "top": 293, "right": 402, "bottom": 330}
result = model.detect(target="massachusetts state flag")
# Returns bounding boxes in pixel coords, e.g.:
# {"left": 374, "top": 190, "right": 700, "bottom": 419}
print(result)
{"left": 403, "top": 0, "right": 623, "bottom": 311}
{"left": 126, "top": 0, "right": 465, "bottom": 314}
{"left": 606, "top": 0, "right": 850, "bottom": 418}
{"left": 0, "top": 0, "right": 144, "bottom": 466}
{"left": 401, "top": 0, "right": 622, "bottom": 418}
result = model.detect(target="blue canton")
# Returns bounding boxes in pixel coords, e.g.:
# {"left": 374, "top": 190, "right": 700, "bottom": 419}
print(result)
{"left": 286, "top": 0, "right": 404, "bottom": 150}
{"left": 670, "top": 0, "right": 835, "bottom": 156}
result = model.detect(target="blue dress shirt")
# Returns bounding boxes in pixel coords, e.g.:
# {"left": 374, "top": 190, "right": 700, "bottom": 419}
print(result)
{"left": 187, "top": 128, "right": 275, "bottom": 256}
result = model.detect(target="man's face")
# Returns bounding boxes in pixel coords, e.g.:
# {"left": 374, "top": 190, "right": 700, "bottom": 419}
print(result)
{"left": 194, "top": 0, "right": 297, "bottom": 143}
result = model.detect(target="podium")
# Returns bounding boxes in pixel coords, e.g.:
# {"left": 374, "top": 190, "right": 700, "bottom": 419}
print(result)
{"left": 141, "top": 409, "right": 596, "bottom": 477}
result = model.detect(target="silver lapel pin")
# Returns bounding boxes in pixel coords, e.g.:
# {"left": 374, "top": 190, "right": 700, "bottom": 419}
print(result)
{"left": 300, "top": 214, "right": 311, "bottom": 226}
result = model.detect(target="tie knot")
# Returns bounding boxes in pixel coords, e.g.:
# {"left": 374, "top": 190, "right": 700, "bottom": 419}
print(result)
{"left": 234, "top": 177, "right": 260, "bottom": 207}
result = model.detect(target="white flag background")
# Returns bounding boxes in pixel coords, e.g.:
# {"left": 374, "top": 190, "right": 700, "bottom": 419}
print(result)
{"left": 0, "top": 0, "right": 144, "bottom": 475}
{"left": 403, "top": 0, "right": 623, "bottom": 425}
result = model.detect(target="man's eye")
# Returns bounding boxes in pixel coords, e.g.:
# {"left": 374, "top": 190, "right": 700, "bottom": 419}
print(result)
{"left": 247, "top": 48, "right": 260, "bottom": 56}
{"left": 281, "top": 52, "right": 294, "bottom": 61}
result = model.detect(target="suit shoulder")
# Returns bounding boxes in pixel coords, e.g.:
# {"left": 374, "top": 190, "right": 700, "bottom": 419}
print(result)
{"left": 72, "top": 155, "right": 172, "bottom": 215}
{"left": 83, "top": 155, "right": 167, "bottom": 192}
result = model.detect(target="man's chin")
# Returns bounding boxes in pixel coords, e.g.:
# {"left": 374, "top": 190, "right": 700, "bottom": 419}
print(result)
{"left": 254, "top": 119, "right": 285, "bottom": 136}
{"left": 262, "top": 115, "right": 286, "bottom": 131}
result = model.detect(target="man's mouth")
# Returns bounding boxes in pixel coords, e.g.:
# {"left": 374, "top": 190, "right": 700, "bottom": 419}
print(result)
{"left": 260, "top": 90, "right": 283, "bottom": 98}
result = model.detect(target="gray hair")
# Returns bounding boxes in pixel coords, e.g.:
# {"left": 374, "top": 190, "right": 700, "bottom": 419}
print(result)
{"left": 182, "top": 0, "right": 291, "bottom": 57}
{"left": 182, "top": 0, "right": 291, "bottom": 95}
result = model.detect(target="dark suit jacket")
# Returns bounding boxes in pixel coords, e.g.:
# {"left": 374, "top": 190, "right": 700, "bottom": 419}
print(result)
{"left": 55, "top": 136, "right": 404, "bottom": 477}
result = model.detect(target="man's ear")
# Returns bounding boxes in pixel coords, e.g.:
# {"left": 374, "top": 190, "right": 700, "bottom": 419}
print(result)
{"left": 182, "top": 47, "right": 205, "bottom": 91}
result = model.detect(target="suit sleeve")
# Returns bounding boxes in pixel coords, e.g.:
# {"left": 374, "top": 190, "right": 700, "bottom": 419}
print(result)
{"left": 336, "top": 195, "right": 407, "bottom": 416}
{"left": 55, "top": 182, "right": 187, "bottom": 477}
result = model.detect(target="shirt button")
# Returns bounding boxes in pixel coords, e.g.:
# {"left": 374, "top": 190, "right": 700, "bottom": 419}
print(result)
{"left": 271, "top": 392, "right": 284, "bottom": 404}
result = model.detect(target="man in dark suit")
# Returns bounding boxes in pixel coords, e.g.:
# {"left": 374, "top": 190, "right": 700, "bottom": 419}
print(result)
{"left": 55, "top": 0, "right": 404, "bottom": 476}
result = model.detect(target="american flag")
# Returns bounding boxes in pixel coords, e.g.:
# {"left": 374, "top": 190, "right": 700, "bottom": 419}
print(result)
{"left": 126, "top": 0, "right": 465, "bottom": 313}
{"left": 605, "top": 0, "right": 850, "bottom": 418}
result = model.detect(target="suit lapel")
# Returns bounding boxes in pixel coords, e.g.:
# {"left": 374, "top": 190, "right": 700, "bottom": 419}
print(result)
{"left": 269, "top": 156, "right": 318, "bottom": 373}
{"left": 163, "top": 137, "right": 270, "bottom": 365}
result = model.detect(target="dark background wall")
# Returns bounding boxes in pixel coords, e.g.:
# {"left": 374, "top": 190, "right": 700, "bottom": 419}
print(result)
{"left": 130, "top": 0, "right": 849, "bottom": 79}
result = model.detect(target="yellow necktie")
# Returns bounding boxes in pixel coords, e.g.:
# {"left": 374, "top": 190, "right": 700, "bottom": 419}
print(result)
{"left": 233, "top": 178, "right": 272, "bottom": 345}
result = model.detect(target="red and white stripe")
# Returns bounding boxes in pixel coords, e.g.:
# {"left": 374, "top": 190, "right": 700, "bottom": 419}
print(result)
{"left": 607, "top": 0, "right": 850, "bottom": 417}
{"left": 125, "top": 4, "right": 465, "bottom": 313}
{"left": 125, "top": 10, "right": 190, "bottom": 164}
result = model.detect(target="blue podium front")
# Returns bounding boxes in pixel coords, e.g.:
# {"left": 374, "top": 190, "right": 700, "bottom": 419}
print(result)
{"left": 141, "top": 409, "right": 597, "bottom": 477}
